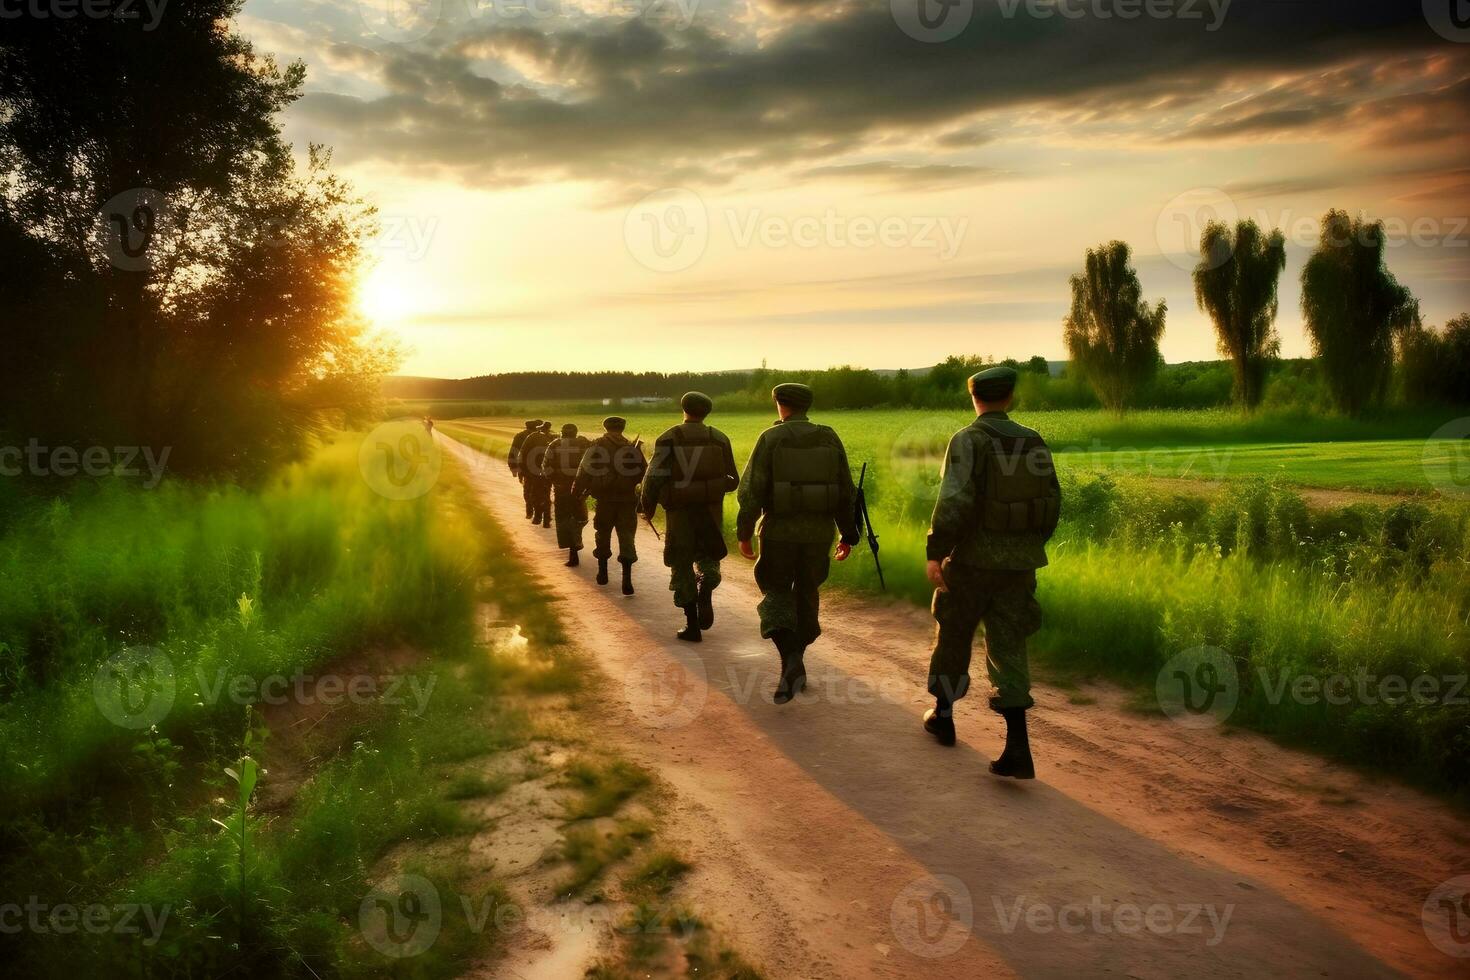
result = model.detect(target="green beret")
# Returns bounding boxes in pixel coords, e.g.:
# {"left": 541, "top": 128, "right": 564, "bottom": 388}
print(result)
{"left": 602, "top": 416, "right": 627, "bottom": 431}
{"left": 968, "top": 366, "right": 1018, "bottom": 401}
{"left": 561, "top": 423, "right": 578, "bottom": 437}
{"left": 526, "top": 419, "right": 541, "bottom": 428}
{"left": 772, "top": 383, "right": 813, "bottom": 412}
{"left": 680, "top": 391, "right": 713, "bottom": 417}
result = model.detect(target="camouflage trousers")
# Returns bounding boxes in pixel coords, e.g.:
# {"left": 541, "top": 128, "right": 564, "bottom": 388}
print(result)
{"left": 525, "top": 476, "right": 552, "bottom": 523}
{"left": 929, "top": 563, "right": 1042, "bottom": 712}
{"left": 668, "top": 558, "right": 721, "bottom": 608}
{"left": 753, "top": 539, "right": 830, "bottom": 644}
{"left": 592, "top": 498, "right": 638, "bottom": 563}
{"left": 552, "top": 483, "right": 587, "bottom": 549}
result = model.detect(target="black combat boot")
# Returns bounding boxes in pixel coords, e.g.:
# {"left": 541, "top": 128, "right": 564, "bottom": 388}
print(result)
{"left": 989, "top": 707, "right": 1035, "bottom": 779}
{"left": 620, "top": 558, "right": 635, "bottom": 596}
{"left": 696, "top": 579, "right": 715, "bottom": 630}
{"left": 525, "top": 500, "right": 533, "bottom": 519}
{"left": 565, "top": 548, "right": 580, "bottom": 568}
{"left": 676, "top": 604, "right": 701, "bottom": 642}
{"left": 772, "top": 631, "right": 806, "bottom": 704}
{"left": 596, "top": 558, "right": 609, "bottom": 585}
{"left": 923, "top": 702, "right": 957, "bottom": 746}
{"left": 541, "top": 510, "right": 551, "bottom": 528}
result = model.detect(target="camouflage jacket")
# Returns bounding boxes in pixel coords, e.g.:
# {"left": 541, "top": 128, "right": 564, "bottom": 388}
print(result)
{"left": 736, "top": 414, "right": 860, "bottom": 545}
{"left": 508, "top": 426, "right": 536, "bottom": 474}
{"left": 926, "top": 411, "right": 1057, "bottom": 570}
{"left": 640, "top": 422, "right": 739, "bottom": 561}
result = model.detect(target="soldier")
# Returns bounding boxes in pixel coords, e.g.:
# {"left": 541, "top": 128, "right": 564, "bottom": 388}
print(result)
{"left": 640, "top": 392, "right": 739, "bottom": 642}
{"left": 549, "top": 423, "right": 592, "bottom": 565}
{"left": 922, "top": 366, "right": 1060, "bottom": 780}
{"left": 736, "top": 384, "right": 859, "bottom": 704}
{"left": 571, "top": 416, "right": 647, "bottom": 594}
{"left": 520, "top": 420, "right": 556, "bottom": 528}
{"left": 509, "top": 419, "right": 541, "bottom": 520}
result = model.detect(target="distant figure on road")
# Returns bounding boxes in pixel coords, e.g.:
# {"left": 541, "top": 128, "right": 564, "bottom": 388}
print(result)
{"left": 509, "top": 419, "right": 541, "bottom": 520}
{"left": 572, "top": 416, "right": 647, "bottom": 594}
{"left": 640, "top": 392, "right": 739, "bottom": 642}
{"left": 549, "top": 423, "right": 592, "bottom": 566}
{"left": 422, "top": 416, "right": 434, "bottom": 436}
{"left": 923, "top": 366, "right": 1061, "bottom": 780}
{"left": 736, "top": 383, "right": 859, "bottom": 703}
{"left": 520, "top": 421, "right": 556, "bottom": 528}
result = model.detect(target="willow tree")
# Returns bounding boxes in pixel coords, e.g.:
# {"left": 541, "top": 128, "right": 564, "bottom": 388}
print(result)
{"left": 1300, "top": 210, "right": 1420, "bottom": 415}
{"left": 1063, "top": 241, "right": 1167, "bottom": 413}
{"left": 1193, "top": 220, "right": 1286, "bottom": 409}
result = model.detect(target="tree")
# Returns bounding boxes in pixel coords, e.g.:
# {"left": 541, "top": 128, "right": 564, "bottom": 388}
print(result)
{"left": 0, "top": 2, "right": 394, "bottom": 477}
{"left": 1299, "top": 210, "right": 1420, "bottom": 415}
{"left": 1024, "top": 355, "right": 1050, "bottom": 376}
{"left": 1193, "top": 220, "right": 1286, "bottom": 409}
{"left": 1063, "top": 241, "right": 1166, "bottom": 413}
{"left": 1399, "top": 314, "right": 1470, "bottom": 405}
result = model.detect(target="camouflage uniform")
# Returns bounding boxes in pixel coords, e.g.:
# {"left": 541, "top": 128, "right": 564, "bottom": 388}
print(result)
{"left": 736, "top": 410, "right": 859, "bottom": 645}
{"left": 926, "top": 410, "right": 1058, "bottom": 711}
{"left": 508, "top": 420, "right": 540, "bottom": 518}
{"left": 572, "top": 425, "right": 647, "bottom": 565}
{"left": 641, "top": 408, "right": 739, "bottom": 608}
{"left": 520, "top": 424, "right": 555, "bottom": 527}
{"left": 549, "top": 428, "right": 591, "bottom": 550}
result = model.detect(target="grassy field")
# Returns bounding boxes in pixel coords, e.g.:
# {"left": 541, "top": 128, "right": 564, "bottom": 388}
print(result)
{"left": 439, "top": 411, "right": 1470, "bottom": 799}
{"left": 0, "top": 435, "right": 756, "bottom": 978}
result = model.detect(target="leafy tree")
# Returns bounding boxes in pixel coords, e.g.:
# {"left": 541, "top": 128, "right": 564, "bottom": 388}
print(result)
{"left": 1399, "top": 314, "right": 1470, "bottom": 405}
{"left": 1193, "top": 220, "right": 1286, "bottom": 409}
{"left": 1024, "top": 355, "right": 1050, "bottom": 376}
{"left": 0, "top": 1, "right": 393, "bottom": 478}
{"left": 1299, "top": 210, "right": 1420, "bottom": 415}
{"left": 1063, "top": 241, "right": 1167, "bottom": 413}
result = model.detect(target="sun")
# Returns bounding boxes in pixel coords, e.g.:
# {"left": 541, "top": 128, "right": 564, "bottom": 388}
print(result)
{"left": 354, "top": 268, "right": 415, "bottom": 324}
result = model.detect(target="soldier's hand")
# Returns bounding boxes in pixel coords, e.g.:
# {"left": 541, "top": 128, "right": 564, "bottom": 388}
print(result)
{"left": 926, "top": 560, "right": 947, "bottom": 592}
{"left": 834, "top": 542, "right": 852, "bottom": 562}
{"left": 738, "top": 539, "right": 757, "bottom": 560}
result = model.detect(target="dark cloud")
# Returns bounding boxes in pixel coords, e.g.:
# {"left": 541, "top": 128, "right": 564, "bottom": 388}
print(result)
{"left": 291, "top": 0, "right": 1468, "bottom": 188}
{"left": 795, "top": 161, "right": 1017, "bottom": 189}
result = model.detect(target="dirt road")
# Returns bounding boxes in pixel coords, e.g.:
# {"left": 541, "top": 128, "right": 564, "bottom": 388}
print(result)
{"left": 442, "top": 436, "right": 1468, "bottom": 979}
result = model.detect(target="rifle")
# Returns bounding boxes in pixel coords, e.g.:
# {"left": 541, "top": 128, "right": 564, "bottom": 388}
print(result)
{"left": 631, "top": 435, "right": 662, "bottom": 541}
{"left": 854, "top": 462, "right": 885, "bottom": 590}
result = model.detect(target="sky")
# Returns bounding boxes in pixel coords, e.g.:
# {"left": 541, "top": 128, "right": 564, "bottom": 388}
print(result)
{"left": 237, "top": 0, "right": 1470, "bottom": 377}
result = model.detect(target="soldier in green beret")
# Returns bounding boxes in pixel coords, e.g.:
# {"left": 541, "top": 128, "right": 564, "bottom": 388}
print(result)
{"left": 549, "top": 423, "right": 592, "bottom": 565}
{"left": 509, "top": 419, "right": 541, "bottom": 520}
{"left": 922, "top": 365, "right": 1060, "bottom": 779}
{"left": 520, "top": 421, "right": 556, "bottom": 528}
{"left": 737, "top": 383, "right": 860, "bottom": 703}
{"left": 640, "top": 392, "right": 740, "bottom": 641}
{"left": 572, "top": 416, "right": 647, "bottom": 593}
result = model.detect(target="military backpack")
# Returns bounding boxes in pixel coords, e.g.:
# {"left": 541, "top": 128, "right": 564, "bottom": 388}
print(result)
{"left": 769, "top": 428, "right": 844, "bottom": 516}
{"left": 973, "top": 420, "right": 1061, "bottom": 539}
{"left": 661, "top": 426, "right": 729, "bottom": 509}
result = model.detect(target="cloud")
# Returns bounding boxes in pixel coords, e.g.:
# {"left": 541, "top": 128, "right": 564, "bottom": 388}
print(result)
{"left": 281, "top": 0, "right": 1468, "bottom": 189}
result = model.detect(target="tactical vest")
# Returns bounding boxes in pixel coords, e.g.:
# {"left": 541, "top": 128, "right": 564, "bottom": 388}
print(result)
{"left": 974, "top": 420, "right": 1060, "bottom": 538}
{"left": 549, "top": 438, "right": 585, "bottom": 481}
{"left": 586, "top": 440, "right": 645, "bottom": 500}
{"left": 661, "top": 427, "right": 729, "bottom": 509}
{"left": 769, "top": 429, "right": 843, "bottom": 515}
